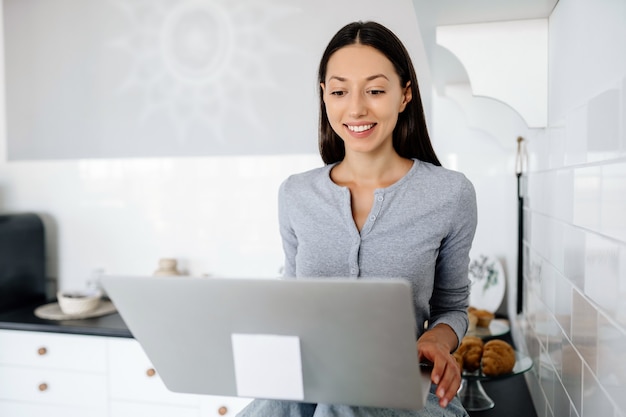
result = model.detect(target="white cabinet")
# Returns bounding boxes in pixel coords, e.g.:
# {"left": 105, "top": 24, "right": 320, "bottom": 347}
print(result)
{"left": 0, "top": 329, "right": 108, "bottom": 417}
{"left": 107, "top": 337, "right": 252, "bottom": 416}
{"left": 108, "top": 337, "right": 202, "bottom": 416}
{"left": 0, "top": 329, "right": 253, "bottom": 417}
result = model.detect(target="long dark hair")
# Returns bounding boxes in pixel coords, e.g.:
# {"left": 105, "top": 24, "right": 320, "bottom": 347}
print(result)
{"left": 318, "top": 21, "right": 440, "bottom": 166}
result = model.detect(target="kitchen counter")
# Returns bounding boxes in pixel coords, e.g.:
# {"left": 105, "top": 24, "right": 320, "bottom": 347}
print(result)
{"left": 1, "top": 303, "right": 537, "bottom": 417}
{"left": 0, "top": 301, "right": 132, "bottom": 338}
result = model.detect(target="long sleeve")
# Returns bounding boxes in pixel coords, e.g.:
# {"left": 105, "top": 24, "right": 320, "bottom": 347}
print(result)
{"left": 429, "top": 178, "right": 477, "bottom": 346}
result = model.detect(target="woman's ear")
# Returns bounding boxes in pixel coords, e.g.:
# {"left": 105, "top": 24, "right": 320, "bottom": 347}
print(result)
{"left": 399, "top": 81, "right": 412, "bottom": 112}
{"left": 320, "top": 83, "right": 326, "bottom": 102}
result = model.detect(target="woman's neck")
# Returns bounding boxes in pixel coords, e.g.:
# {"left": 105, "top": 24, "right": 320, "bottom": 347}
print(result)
{"left": 332, "top": 152, "right": 413, "bottom": 189}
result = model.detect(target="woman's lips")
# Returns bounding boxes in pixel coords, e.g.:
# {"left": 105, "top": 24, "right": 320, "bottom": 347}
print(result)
{"left": 346, "top": 123, "right": 375, "bottom": 133}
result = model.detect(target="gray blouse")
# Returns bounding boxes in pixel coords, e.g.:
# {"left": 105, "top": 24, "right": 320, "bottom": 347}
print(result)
{"left": 278, "top": 159, "right": 477, "bottom": 345}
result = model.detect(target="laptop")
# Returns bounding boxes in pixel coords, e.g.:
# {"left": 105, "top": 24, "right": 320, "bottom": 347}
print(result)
{"left": 101, "top": 276, "right": 431, "bottom": 410}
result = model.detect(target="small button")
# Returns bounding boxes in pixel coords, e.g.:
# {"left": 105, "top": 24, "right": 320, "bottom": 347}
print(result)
{"left": 350, "top": 268, "right": 357, "bottom": 274}
{"left": 377, "top": 195, "right": 384, "bottom": 202}
{"left": 369, "top": 215, "right": 376, "bottom": 221}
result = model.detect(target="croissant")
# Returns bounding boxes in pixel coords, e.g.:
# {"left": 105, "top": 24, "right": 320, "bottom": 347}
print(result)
{"left": 481, "top": 339, "right": 516, "bottom": 376}
{"left": 457, "top": 336, "right": 484, "bottom": 372}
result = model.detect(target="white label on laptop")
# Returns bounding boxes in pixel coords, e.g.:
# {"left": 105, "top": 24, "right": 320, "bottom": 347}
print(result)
{"left": 231, "top": 333, "right": 304, "bottom": 401}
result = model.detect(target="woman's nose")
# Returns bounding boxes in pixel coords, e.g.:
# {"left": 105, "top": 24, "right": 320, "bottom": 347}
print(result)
{"left": 348, "top": 93, "right": 367, "bottom": 118}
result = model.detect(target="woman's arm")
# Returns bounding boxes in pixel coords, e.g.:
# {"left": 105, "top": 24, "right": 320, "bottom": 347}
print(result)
{"left": 421, "top": 177, "right": 477, "bottom": 408}
{"left": 278, "top": 179, "right": 297, "bottom": 277}
{"left": 417, "top": 323, "right": 461, "bottom": 408}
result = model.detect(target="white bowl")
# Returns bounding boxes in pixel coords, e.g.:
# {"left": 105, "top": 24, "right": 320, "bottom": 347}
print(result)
{"left": 57, "top": 290, "right": 102, "bottom": 315}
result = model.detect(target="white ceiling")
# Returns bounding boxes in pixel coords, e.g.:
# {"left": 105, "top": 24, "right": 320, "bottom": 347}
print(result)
{"left": 412, "top": 0, "right": 558, "bottom": 26}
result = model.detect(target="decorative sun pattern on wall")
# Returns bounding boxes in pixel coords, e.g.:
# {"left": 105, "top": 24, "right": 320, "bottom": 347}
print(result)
{"left": 106, "top": 0, "right": 300, "bottom": 148}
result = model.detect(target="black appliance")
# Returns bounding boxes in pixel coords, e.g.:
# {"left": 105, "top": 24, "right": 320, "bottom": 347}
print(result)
{"left": 0, "top": 213, "right": 46, "bottom": 312}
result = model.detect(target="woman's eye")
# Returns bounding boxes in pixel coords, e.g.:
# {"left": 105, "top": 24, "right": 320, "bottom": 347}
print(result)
{"left": 369, "top": 90, "right": 385, "bottom": 95}
{"left": 330, "top": 91, "right": 345, "bottom": 96}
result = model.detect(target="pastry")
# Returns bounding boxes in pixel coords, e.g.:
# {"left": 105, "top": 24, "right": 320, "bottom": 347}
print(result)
{"left": 481, "top": 339, "right": 516, "bottom": 376}
{"left": 467, "top": 310, "right": 478, "bottom": 332}
{"left": 473, "top": 309, "right": 495, "bottom": 327}
{"left": 457, "top": 335, "right": 484, "bottom": 372}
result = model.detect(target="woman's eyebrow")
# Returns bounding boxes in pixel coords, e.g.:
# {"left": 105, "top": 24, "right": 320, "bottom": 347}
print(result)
{"left": 366, "top": 74, "right": 389, "bottom": 81}
{"left": 327, "top": 74, "right": 390, "bottom": 82}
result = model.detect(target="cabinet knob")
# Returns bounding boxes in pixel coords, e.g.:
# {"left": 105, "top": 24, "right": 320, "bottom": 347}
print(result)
{"left": 218, "top": 406, "right": 228, "bottom": 415}
{"left": 146, "top": 368, "right": 156, "bottom": 377}
{"left": 37, "top": 347, "right": 47, "bottom": 356}
{"left": 38, "top": 383, "right": 48, "bottom": 392}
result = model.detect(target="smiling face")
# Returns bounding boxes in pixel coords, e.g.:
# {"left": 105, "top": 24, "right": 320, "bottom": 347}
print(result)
{"left": 321, "top": 44, "right": 412, "bottom": 158}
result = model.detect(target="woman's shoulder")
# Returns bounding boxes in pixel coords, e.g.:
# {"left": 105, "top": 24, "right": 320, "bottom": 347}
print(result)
{"left": 414, "top": 160, "right": 474, "bottom": 190}
{"left": 279, "top": 164, "right": 334, "bottom": 194}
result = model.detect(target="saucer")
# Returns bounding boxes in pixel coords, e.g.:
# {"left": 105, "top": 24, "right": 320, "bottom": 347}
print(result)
{"left": 34, "top": 300, "right": 117, "bottom": 320}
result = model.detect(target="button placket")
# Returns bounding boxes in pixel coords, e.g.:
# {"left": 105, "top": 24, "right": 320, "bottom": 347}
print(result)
{"left": 370, "top": 192, "right": 384, "bottom": 223}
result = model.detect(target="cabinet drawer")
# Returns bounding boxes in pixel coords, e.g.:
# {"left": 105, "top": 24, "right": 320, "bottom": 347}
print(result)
{"left": 108, "top": 338, "right": 201, "bottom": 406}
{"left": 111, "top": 400, "right": 200, "bottom": 417}
{"left": 0, "top": 365, "right": 107, "bottom": 407}
{"left": 201, "top": 396, "right": 253, "bottom": 417}
{"left": 0, "top": 329, "right": 106, "bottom": 372}
{"left": 0, "top": 401, "right": 107, "bottom": 417}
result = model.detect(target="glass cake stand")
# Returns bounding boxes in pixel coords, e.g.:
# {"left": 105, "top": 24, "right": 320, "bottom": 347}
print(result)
{"left": 458, "top": 352, "right": 533, "bottom": 411}
{"left": 465, "top": 318, "right": 510, "bottom": 339}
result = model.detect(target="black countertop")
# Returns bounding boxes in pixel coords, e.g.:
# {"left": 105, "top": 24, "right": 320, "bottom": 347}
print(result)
{"left": 0, "top": 301, "right": 132, "bottom": 338}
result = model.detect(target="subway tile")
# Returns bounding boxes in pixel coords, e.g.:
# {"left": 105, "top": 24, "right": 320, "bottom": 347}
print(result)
{"left": 546, "top": 314, "right": 565, "bottom": 376}
{"left": 556, "top": 168, "right": 574, "bottom": 224}
{"left": 587, "top": 89, "right": 621, "bottom": 163}
{"left": 564, "top": 226, "right": 586, "bottom": 291}
{"left": 555, "top": 272, "right": 573, "bottom": 340}
{"left": 571, "top": 289, "right": 598, "bottom": 372}
{"left": 529, "top": 132, "right": 551, "bottom": 172}
{"left": 565, "top": 104, "right": 588, "bottom": 166}
{"left": 582, "top": 365, "right": 615, "bottom": 417}
{"left": 584, "top": 233, "right": 621, "bottom": 317}
{"left": 549, "top": 126, "right": 566, "bottom": 169}
{"left": 539, "top": 349, "right": 557, "bottom": 417}
{"left": 600, "top": 162, "right": 626, "bottom": 242}
{"left": 526, "top": 371, "right": 548, "bottom": 417}
{"left": 544, "top": 171, "right": 558, "bottom": 216}
{"left": 529, "top": 293, "right": 546, "bottom": 344}
{"left": 541, "top": 262, "right": 558, "bottom": 315}
{"left": 528, "top": 172, "right": 546, "bottom": 214}
{"left": 533, "top": 214, "right": 550, "bottom": 259}
{"left": 549, "top": 220, "right": 566, "bottom": 276}
{"left": 553, "top": 375, "right": 573, "bottom": 417}
{"left": 562, "top": 339, "right": 583, "bottom": 415}
{"left": 596, "top": 314, "right": 626, "bottom": 414}
{"left": 529, "top": 250, "right": 544, "bottom": 297}
{"left": 573, "top": 166, "right": 602, "bottom": 231}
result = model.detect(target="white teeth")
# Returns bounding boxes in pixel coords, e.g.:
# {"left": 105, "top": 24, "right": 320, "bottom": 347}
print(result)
{"left": 347, "top": 124, "right": 374, "bottom": 132}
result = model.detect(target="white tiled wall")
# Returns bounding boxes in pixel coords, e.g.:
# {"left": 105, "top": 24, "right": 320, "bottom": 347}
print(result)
{"left": 518, "top": 1, "right": 626, "bottom": 416}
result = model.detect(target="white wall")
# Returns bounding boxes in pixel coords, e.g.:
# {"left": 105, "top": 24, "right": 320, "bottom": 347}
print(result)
{"left": 0, "top": 0, "right": 427, "bottom": 292}
{"left": 518, "top": 1, "right": 626, "bottom": 416}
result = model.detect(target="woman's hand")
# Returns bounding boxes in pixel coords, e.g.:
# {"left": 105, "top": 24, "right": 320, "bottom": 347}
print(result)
{"left": 417, "top": 324, "right": 461, "bottom": 408}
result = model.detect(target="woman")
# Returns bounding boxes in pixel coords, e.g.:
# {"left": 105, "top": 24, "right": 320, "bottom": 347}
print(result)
{"left": 239, "top": 21, "right": 476, "bottom": 417}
